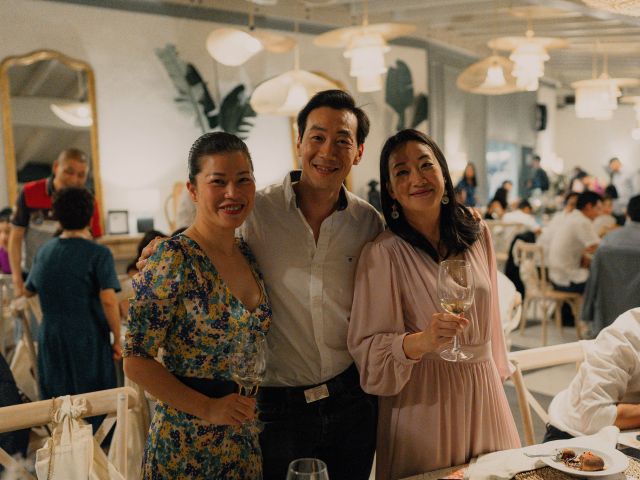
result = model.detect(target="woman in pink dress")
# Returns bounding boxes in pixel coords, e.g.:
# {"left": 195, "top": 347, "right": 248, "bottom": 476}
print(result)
{"left": 348, "top": 130, "right": 520, "bottom": 480}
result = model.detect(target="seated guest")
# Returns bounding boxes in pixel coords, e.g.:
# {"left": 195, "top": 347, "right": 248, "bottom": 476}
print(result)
{"left": 592, "top": 195, "right": 618, "bottom": 237}
{"left": 124, "top": 230, "right": 167, "bottom": 277}
{"left": 349, "top": 130, "right": 520, "bottom": 480}
{"left": 484, "top": 198, "right": 505, "bottom": 220}
{"left": 25, "top": 188, "right": 120, "bottom": 408}
{"left": 0, "top": 208, "right": 12, "bottom": 274}
{"left": 600, "top": 195, "right": 640, "bottom": 249}
{"left": 502, "top": 199, "right": 541, "bottom": 234}
{"left": 547, "top": 191, "right": 602, "bottom": 294}
{"left": 538, "top": 192, "right": 579, "bottom": 260}
{"left": 544, "top": 307, "right": 640, "bottom": 441}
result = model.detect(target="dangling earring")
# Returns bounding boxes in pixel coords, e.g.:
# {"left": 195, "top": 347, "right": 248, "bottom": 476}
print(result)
{"left": 391, "top": 202, "right": 400, "bottom": 220}
{"left": 441, "top": 193, "right": 450, "bottom": 205}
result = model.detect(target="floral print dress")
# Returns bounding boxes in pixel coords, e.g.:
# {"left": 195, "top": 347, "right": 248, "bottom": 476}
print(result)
{"left": 124, "top": 234, "right": 271, "bottom": 479}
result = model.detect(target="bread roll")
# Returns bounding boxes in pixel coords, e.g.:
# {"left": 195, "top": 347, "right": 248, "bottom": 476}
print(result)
{"left": 579, "top": 451, "right": 605, "bottom": 471}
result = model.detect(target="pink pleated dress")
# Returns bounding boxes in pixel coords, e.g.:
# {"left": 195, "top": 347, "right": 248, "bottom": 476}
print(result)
{"left": 348, "top": 223, "right": 520, "bottom": 480}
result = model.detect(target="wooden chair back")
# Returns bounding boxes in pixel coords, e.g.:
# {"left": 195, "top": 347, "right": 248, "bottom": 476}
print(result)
{"left": 508, "top": 342, "right": 589, "bottom": 446}
{"left": 0, "top": 386, "right": 138, "bottom": 478}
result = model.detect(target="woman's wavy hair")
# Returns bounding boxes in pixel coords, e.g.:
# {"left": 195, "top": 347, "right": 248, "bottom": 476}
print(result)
{"left": 379, "top": 129, "right": 480, "bottom": 262}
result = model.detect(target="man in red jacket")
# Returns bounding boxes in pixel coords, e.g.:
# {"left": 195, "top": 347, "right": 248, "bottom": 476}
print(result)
{"left": 8, "top": 148, "right": 102, "bottom": 296}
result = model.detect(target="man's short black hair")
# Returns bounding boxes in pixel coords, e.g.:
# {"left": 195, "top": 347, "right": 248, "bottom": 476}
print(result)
{"left": 296, "top": 90, "right": 370, "bottom": 146}
{"left": 576, "top": 191, "right": 603, "bottom": 211}
{"left": 0, "top": 207, "right": 12, "bottom": 223}
{"left": 52, "top": 187, "right": 94, "bottom": 230}
{"left": 627, "top": 195, "right": 640, "bottom": 222}
{"left": 518, "top": 199, "right": 532, "bottom": 210}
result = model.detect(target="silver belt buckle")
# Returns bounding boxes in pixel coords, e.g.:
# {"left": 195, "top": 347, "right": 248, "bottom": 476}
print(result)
{"left": 304, "top": 384, "right": 329, "bottom": 403}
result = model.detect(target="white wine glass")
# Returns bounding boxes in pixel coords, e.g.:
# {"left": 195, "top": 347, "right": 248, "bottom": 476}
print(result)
{"left": 229, "top": 330, "right": 267, "bottom": 397}
{"left": 437, "top": 259, "right": 475, "bottom": 362}
{"left": 229, "top": 330, "right": 267, "bottom": 436}
{"left": 286, "top": 458, "right": 330, "bottom": 480}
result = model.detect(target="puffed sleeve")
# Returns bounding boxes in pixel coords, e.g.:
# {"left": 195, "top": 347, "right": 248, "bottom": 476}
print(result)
{"left": 123, "top": 239, "right": 185, "bottom": 359}
{"left": 482, "top": 222, "right": 515, "bottom": 380}
{"left": 348, "top": 239, "right": 419, "bottom": 397}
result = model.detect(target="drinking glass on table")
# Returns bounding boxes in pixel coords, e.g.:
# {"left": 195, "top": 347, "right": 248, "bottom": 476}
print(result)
{"left": 286, "top": 458, "right": 330, "bottom": 480}
{"left": 437, "top": 259, "right": 475, "bottom": 362}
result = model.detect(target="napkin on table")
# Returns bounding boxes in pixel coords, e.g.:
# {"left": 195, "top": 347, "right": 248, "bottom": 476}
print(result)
{"left": 466, "top": 425, "right": 620, "bottom": 480}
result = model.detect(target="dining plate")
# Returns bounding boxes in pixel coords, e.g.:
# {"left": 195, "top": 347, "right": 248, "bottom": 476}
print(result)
{"left": 541, "top": 446, "right": 629, "bottom": 477}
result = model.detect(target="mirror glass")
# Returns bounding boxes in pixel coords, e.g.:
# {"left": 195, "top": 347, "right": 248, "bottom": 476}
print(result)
{"left": 1, "top": 50, "right": 102, "bottom": 221}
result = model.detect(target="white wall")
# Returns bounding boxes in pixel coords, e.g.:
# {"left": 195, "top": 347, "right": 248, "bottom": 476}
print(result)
{"left": 536, "top": 84, "right": 559, "bottom": 174}
{"left": 555, "top": 104, "right": 640, "bottom": 183}
{"left": 0, "top": 0, "right": 428, "bottom": 231}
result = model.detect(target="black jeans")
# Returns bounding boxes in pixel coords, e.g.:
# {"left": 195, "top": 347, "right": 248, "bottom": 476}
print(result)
{"left": 543, "top": 424, "right": 574, "bottom": 442}
{"left": 258, "top": 364, "right": 377, "bottom": 480}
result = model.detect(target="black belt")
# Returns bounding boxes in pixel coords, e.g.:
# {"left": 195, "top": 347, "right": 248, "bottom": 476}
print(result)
{"left": 175, "top": 375, "right": 237, "bottom": 398}
{"left": 258, "top": 363, "right": 361, "bottom": 404}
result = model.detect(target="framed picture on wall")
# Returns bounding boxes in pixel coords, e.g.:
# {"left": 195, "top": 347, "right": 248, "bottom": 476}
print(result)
{"left": 107, "top": 210, "right": 129, "bottom": 235}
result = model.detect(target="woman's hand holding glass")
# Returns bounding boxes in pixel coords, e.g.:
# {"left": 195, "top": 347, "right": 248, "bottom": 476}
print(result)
{"left": 424, "top": 312, "right": 470, "bottom": 352}
{"left": 204, "top": 393, "right": 256, "bottom": 426}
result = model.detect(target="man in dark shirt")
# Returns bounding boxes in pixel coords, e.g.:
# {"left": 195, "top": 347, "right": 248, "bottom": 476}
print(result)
{"left": 8, "top": 148, "right": 102, "bottom": 296}
{"left": 526, "top": 155, "right": 550, "bottom": 195}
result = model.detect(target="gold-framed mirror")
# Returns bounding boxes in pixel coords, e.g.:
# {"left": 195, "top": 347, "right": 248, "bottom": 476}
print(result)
{"left": 0, "top": 49, "right": 103, "bottom": 229}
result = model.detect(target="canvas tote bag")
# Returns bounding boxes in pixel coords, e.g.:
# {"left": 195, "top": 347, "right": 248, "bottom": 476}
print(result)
{"left": 35, "top": 395, "right": 94, "bottom": 480}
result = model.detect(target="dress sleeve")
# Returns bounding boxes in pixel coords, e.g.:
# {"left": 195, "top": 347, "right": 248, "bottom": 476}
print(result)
{"left": 348, "top": 240, "right": 419, "bottom": 397}
{"left": 123, "top": 239, "right": 185, "bottom": 359}
{"left": 24, "top": 249, "right": 41, "bottom": 293}
{"left": 90, "top": 200, "right": 103, "bottom": 237}
{"left": 95, "top": 247, "right": 120, "bottom": 292}
{"left": 10, "top": 189, "right": 29, "bottom": 228}
{"left": 482, "top": 222, "right": 514, "bottom": 380}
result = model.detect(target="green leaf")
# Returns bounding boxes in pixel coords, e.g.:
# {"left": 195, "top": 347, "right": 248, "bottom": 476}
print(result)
{"left": 219, "top": 85, "right": 256, "bottom": 137}
{"left": 385, "top": 60, "right": 414, "bottom": 131}
{"left": 411, "top": 93, "right": 429, "bottom": 128}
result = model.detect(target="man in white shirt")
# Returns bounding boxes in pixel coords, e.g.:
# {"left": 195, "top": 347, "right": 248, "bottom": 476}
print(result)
{"left": 502, "top": 199, "right": 541, "bottom": 234}
{"left": 547, "top": 191, "right": 602, "bottom": 294}
{"left": 607, "top": 157, "right": 635, "bottom": 220}
{"left": 241, "top": 91, "right": 384, "bottom": 480}
{"left": 544, "top": 307, "right": 640, "bottom": 441}
{"left": 538, "top": 192, "right": 578, "bottom": 261}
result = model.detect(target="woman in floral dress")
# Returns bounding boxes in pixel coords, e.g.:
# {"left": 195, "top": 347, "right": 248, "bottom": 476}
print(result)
{"left": 124, "top": 132, "right": 271, "bottom": 479}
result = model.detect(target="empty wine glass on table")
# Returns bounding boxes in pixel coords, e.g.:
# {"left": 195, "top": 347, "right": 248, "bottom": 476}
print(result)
{"left": 286, "top": 458, "right": 330, "bottom": 480}
{"left": 437, "top": 259, "right": 475, "bottom": 362}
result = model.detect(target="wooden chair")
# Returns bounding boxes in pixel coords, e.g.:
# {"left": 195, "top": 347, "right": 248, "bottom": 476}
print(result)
{"left": 485, "top": 220, "right": 528, "bottom": 272}
{"left": 508, "top": 342, "right": 589, "bottom": 446}
{"left": 164, "top": 181, "right": 185, "bottom": 233}
{"left": 0, "top": 386, "right": 138, "bottom": 478}
{"left": 512, "top": 240, "right": 583, "bottom": 345}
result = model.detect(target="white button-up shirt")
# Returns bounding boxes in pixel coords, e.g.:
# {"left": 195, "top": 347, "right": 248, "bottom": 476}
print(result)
{"left": 548, "top": 308, "right": 640, "bottom": 436}
{"left": 547, "top": 209, "right": 599, "bottom": 286}
{"left": 240, "top": 172, "right": 384, "bottom": 387}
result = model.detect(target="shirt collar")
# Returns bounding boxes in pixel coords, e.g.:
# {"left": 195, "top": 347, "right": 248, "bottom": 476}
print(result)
{"left": 283, "top": 170, "right": 349, "bottom": 212}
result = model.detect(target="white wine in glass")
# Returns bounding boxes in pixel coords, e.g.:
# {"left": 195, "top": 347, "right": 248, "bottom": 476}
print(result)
{"left": 437, "top": 259, "right": 475, "bottom": 362}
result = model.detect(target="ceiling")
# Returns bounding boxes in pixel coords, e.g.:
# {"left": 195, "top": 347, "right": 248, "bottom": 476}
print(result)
{"left": 169, "top": 0, "right": 640, "bottom": 90}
